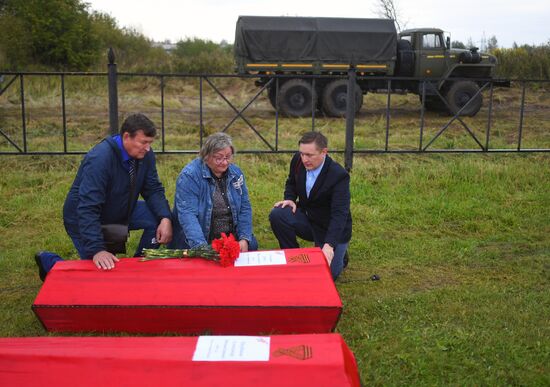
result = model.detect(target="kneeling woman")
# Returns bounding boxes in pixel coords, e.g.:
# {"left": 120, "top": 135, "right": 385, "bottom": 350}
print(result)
{"left": 170, "top": 132, "right": 258, "bottom": 251}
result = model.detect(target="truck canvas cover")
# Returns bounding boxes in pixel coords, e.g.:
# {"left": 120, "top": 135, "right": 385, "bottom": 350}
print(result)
{"left": 235, "top": 16, "right": 397, "bottom": 64}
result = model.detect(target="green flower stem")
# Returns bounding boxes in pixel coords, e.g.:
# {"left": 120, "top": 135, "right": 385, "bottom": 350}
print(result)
{"left": 140, "top": 246, "right": 221, "bottom": 262}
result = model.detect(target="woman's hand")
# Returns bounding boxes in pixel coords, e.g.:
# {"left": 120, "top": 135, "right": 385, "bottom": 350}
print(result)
{"left": 239, "top": 239, "right": 249, "bottom": 252}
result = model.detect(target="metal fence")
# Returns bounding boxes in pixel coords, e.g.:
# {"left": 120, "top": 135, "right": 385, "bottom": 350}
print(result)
{"left": 1, "top": 50, "right": 548, "bottom": 170}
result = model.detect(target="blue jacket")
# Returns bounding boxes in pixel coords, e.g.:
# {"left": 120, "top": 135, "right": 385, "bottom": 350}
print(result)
{"left": 284, "top": 153, "right": 352, "bottom": 247}
{"left": 63, "top": 136, "right": 171, "bottom": 258}
{"left": 171, "top": 158, "right": 253, "bottom": 249}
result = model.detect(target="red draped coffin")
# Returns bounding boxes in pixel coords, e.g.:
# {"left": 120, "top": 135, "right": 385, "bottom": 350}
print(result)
{"left": 0, "top": 334, "right": 360, "bottom": 387}
{"left": 32, "top": 248, "right": 342, "bottom": 334}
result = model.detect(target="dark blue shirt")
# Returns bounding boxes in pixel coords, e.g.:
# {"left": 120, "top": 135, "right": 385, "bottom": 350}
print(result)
{"left": 113, "top": 134, "right": 133, "bottom": 171}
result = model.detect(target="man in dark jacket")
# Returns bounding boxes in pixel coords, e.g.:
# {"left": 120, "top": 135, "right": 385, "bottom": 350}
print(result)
{"left": 35, "top": 113, "right": 172, "bottom": 279}
{"left": 269, "top": 131, "right": 352, "bottom": 280}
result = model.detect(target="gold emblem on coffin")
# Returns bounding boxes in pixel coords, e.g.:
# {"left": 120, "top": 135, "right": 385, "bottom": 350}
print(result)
{"left": 288, "top": 253, "right": 310, "bottom": 263}
{"left": 272, "top": 345, "right": 313, "bottom": 360}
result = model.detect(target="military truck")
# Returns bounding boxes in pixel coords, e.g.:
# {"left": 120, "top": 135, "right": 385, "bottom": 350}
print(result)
{"left": 234, "top": 16, "right": 505, "bottom": 117}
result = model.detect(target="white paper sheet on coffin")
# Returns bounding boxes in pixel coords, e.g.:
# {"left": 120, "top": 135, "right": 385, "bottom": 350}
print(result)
{"left": 193, "top": 336, "right": 271, "bottom": 361}
{"left": 234, "top": 251, "right": 287, "bottom": 267}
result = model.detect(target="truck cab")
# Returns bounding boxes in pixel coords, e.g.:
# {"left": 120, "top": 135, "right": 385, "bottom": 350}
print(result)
{"left": 399, "top": 28, "right": 447, "bottom": 79}
{"left": 399, "top": 28, "right": 497, "bottom": 80}
{"left": 399, "top": 28, "right": 498, "bottom": 115}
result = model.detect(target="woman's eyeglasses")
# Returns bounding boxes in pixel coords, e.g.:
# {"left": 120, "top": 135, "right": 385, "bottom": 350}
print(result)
{"left": 212, "top": 155, "right": 233, "bottom": 165}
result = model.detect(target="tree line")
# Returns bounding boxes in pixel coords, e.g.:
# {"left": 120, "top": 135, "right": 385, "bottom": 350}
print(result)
{"left": 0, "top": 0, "right": 548, "bottom": 80}
{"left": 0, "top": 0, "right": 233, "bottom": 73}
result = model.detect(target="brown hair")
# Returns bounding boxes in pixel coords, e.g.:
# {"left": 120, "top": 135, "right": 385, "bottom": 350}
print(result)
{"left": 120, "top": 113, "right": 156, "bottom": 137}
{"left": 299, "top": 131, "right": 328, "bottom": 150}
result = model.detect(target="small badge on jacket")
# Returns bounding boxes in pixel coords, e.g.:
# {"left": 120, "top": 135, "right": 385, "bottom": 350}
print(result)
{"left": 233, "top": 174, "right": 244, "bottom": 194}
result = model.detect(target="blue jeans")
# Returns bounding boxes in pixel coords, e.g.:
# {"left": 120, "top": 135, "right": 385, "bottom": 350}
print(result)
{"left": 39, "top": 201, "right": 159, "bottom": 273}
{"left": 269, "top": 206, "right": 348, "bottom": 280}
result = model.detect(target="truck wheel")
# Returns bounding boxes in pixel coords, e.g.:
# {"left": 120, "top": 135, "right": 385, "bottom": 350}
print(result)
{"left": 268, "top": 84, "right": 277, "bottom": 109}
{"left": 444, "top": 81, "right": 482, "bottom": 116}
{"left": 278, "top": 79, "right": 317, "bottom": 117}
{"left": 321, "top": 79, "right": 363, "bottom": 117}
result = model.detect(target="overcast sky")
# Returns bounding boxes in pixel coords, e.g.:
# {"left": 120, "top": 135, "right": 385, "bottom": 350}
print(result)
{"left": 86, "top": 0, "right": 549, "bottom": 49}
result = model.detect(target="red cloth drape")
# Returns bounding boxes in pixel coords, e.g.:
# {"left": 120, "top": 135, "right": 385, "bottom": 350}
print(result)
{"left": 33, "top": 248, "right": 342, "bottom": 334}
{"left": 0, "top": 334, "right": 360, "bottom": 386}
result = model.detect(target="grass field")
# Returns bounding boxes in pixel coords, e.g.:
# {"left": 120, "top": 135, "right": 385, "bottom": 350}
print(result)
{"left": 1, "top": 76, "right": 549, "bottom": 153}
{"left": 0, "top": 78, "right": 549, "bottom": 385}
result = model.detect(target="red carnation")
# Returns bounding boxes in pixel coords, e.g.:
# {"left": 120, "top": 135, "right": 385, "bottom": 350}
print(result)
{"left": 212, "top": 237, "right": 223, "bottom": 252}
{"left": 213, "top": 233, "right": 240, "bottom": 267}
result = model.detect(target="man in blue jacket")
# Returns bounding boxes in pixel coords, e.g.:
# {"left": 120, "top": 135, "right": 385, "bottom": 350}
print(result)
{"left": 35, "top": 113, "right": 172, "bottom": 279}
{"left": 269, "top": 131, "right": 352, "bottom": 280}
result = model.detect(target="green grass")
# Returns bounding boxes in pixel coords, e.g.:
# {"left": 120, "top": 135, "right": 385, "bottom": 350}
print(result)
{"left": 0, "top": 79, "right": 549, "bottom": 385}
{"left": 1, "top": 77, "right": 549, "bottom": 153}
{"left": 0, "top": 153, "right": 548, "bottom": 385}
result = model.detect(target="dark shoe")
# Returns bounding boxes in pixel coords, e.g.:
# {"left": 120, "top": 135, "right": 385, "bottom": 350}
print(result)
{"left": 343, "top": 250, "right": 349, "bottom": 269}
{"left": 34, "top": 252, "right": 47, "bottom": 282}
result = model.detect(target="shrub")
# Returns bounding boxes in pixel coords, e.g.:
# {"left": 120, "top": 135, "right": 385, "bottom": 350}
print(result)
{"left": 493, "top": 42, "right": 550, "bottom": 80}
{"left": 171, "top": 38, "right": 234, "bottom": 74}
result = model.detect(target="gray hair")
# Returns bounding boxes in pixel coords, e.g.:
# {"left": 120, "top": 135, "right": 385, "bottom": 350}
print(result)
{"left": 199, "top": 132, "right": 235, "bottom": 160}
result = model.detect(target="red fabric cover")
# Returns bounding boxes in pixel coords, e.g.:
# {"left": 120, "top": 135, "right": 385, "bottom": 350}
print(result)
{"left": 0, "top": 334, "right": 360, "bottom": 387}
{"left": 33, "top": 248, "right": 342, "bottom": 334}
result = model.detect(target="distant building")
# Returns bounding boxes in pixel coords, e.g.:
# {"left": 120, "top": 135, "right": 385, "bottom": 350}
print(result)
{"left": 152, "top": 42, "right": 177, "bottom": 53}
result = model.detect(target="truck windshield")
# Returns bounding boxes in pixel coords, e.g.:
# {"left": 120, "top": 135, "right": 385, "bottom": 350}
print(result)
{"left": 422, "top": 34, "right": 443, "bottom": 49}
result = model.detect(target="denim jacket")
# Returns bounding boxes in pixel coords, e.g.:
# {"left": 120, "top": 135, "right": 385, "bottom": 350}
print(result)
{"left": 171, "top": 158, "right": 253, "bottom": 249}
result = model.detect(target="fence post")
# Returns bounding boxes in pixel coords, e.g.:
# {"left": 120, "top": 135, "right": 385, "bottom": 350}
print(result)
{"left": 344, "top": 67, "right": 356, "bottom": 172}
{"left": 108, "top": 48, "right": 119, "bottom": 135}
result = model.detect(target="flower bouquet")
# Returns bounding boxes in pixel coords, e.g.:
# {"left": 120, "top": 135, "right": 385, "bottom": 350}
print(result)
{"left": 140, "top": 233, "right": 240, "bottom": 267}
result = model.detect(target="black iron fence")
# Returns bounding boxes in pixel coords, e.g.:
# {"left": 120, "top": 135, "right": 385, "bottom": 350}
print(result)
{"left": 1, "top": 51, "right": 548, "bottom": 170}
